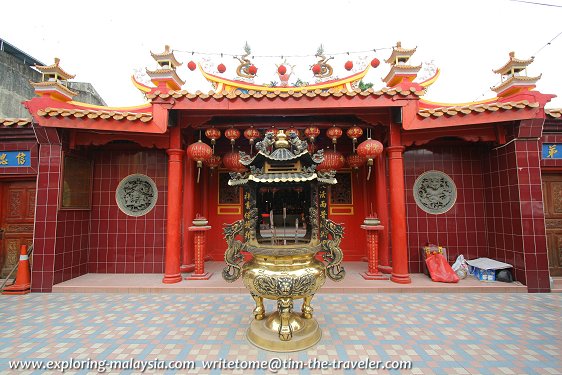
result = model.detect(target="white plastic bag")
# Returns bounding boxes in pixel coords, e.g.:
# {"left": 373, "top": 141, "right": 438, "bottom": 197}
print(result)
{"left": 452, "top": 255, "right": 469, "bottom": 279}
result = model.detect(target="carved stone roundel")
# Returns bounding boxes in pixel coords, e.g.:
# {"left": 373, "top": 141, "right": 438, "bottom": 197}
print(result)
{"left": 115, "top": 174, "right": 158, "bottom": 217}
{"left": 413, "top": 170, "right": 457, "bottom": 215}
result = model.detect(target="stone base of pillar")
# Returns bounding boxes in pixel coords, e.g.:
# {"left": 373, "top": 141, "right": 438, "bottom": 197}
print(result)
{"left": 185, "top": 272, "right": 213, "bottom": 280}
{"left": 180, "top": 264, "right": 196, "bottom": 273}
{"left": 378, "top": 265, "right": 392, "bottom": 274}
{"left": 162, "top": 274, "right": 183, "bottom": 284}
{"left": 360, "top": 256, "right": 368, "bottom": 262}
{"left": 361, "top": 272, "right": 388, "bottom": 280}
{"left": 391, "top": 273, "right": 412, "bottom": 284}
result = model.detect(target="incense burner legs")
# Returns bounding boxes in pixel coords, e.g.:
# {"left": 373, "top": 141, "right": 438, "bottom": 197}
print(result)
{"left": 242, "top": 253, "right": 326, "bottom": 352}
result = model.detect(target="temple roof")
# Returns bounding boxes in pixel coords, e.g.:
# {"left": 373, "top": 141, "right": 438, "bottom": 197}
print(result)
{"left": 491, "top": 74, "right": 542, "bottom": 94}
{"left": 36, "top": 107, "right": 153, "bottom": 122}
{"left": 0, "top": 117, "right": 32, "bottom": 127}
{"left": 546, "top": 108, "right": 562, "bottom": 118}
{"left": 418, "top": 99, "right": 540, "bottom": 118}
{"left": 493, "top": 52, "right": 534, "bottom": 75}
{"left": 146, "top": 86, "right": 425, "bottom": 101}
{"left": 34, "top": 57, "right": 75, "bottom": 80}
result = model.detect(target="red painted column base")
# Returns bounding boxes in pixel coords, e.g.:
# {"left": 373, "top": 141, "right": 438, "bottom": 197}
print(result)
{"left": 185, "top": 226, "right": 213, "bottom": 280}
{"left": 390, "top": 274, "right": 412, "bottom": 284}
{"left": 180, "top": 264, "right": 196, "bottom": 273}
{"left": 361, "top": 225, "right": 388, "bottom": 280}
{"left": 163, "top": 273, "right": 183, "bottom": 284}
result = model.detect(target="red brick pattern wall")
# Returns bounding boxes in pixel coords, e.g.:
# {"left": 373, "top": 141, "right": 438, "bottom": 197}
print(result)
{"left": 404, "top": 145, "right": 489, "bottom": 273}
{"left": 87, "top": 149, "right": 167, "bottom": 273}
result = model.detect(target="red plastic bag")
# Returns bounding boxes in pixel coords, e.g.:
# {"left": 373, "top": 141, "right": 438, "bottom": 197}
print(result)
{"left": 425, "top": 253, "right": 460, "bottom": 283}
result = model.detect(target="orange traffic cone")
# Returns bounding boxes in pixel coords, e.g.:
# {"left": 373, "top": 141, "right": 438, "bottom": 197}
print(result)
{"left": 2, "top": 244, "right": 31, "bottom": 295}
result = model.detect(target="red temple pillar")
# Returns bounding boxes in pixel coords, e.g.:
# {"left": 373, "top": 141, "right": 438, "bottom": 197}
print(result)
{"left": 163, "top": 148, "right": 184, "bottom": 283}
{"left": 374, "top": 151, "right": 391, "bottom": 273}
{"left": 387, "top": 146, "right": 411, "bottom": 284}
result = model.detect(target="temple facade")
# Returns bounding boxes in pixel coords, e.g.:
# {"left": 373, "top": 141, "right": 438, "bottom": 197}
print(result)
{"left": 1, "top": 42, "right": 561, "bottom": 292}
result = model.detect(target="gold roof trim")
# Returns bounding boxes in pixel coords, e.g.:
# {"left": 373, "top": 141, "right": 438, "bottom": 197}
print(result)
{"left": 0, "top": 118, "right": 32, "bottom": 127}
{"left": 147, "top": 86, "right": 425, "bottom": 101}
{"left": 145, "top": 68, "right": 186, "bottom": 86}
{"left": 418, "top": 100, "right": 539, "bottom": 118}
{"left": 37, "top": 108, "right": 152, "bottom": 122}
{"left": 34, "top": 57, "right": 75, "bottom": 80}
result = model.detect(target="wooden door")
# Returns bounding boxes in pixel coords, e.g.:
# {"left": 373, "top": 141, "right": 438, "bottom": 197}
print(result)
{"left": 0, "top": 180, "right": 35, "bottom": 277}
{"left": 543, "top": 174, "right": 562, "bottom": 276}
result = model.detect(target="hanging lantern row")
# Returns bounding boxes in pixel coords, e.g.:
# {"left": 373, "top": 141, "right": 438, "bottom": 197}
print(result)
{"left": 187, "top": 56, "right": 382, "bottom": 75}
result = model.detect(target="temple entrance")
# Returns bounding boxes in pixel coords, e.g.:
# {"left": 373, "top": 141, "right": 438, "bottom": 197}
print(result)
{"left": 256, "top": 184, "right": 311, "bottom": 244}
{"left": 543, "top": 174, "right": 562, "bottom": 276}
{"left": 0, "top": 180, "right": 35, "bottom": 277}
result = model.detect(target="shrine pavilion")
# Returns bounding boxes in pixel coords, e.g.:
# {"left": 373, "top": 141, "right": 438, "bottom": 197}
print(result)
{"left": 1, "top": 42, "right": 561, "bottom": 293}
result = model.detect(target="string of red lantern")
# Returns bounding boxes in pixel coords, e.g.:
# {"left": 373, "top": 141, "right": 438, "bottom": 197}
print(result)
{"left": 304, "top": 126, "right": 320, "bottom": 143}
{"left": 204, "top": 154, "right": 221, "bottom": 176}
{"left": 317, "top": 149, "right": 345, "bottom": 172}
{"left": 223, "top": 151, "right": 246, "bottom": 173}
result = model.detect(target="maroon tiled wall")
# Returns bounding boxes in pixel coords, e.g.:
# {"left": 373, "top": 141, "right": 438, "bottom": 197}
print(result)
{"left": 404, "top": 145, "right": 489, "bottom": 273}
{"left": 32, "top": 141, "right": 62, "bottom": 292}
{"left": 88, "top": 149, "right": 167, "bottom": 273}
{"left": 482, "top": 141, "right": 525, "bottom": 280}
{"left": 482, "top": 137, "right": 549, "bottom": 292}
{"left": 53, "top": 210, "right": 90, "bottom": 284}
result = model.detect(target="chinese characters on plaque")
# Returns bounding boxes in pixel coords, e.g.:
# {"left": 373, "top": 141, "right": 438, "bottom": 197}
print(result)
{"left": 0, "top": 151, "right": 30, "bottom": 167}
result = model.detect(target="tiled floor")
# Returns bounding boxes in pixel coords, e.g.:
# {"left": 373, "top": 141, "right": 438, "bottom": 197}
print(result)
{"left": 52, "top": 262, "right": 528, "bottom": 294}
{"left": 0, "top": 293, "right": 559, "bottom": 374}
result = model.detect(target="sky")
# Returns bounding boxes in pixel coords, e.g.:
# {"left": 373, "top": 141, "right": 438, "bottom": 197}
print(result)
{"left": 2, "top": 0, "right": 561, "bottom": 108}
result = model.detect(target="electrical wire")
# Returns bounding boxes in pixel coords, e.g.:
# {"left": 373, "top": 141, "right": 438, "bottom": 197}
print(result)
{"left": 171, "top": 47, "right": 393, "bottom": 59}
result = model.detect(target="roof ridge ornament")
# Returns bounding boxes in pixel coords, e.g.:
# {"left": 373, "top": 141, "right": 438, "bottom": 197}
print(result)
{"left": 491, "top": 51, "right": 541, "bottom": 98}
{"left": 30, "top": 57, "right": 77, "bottom": 101}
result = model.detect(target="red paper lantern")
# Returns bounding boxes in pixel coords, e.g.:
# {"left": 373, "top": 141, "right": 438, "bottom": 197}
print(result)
{"left": 304, "top": 126, "right": 320, "bottom": 142}
{"left": 370, "top": 58, "right": 380, "bottom": 68}
{"left": 346, "top": 153, "right": 366, "bottom": 171}
{"left": 225, "top": 127, "right": 240, "bottom": 150}
{"left": 357, "top": 138, "right": 383, "bottom": 180}
{"left": 248, "top": 65, "right": 258, "bottom": 75}
{"left": 344, "top": 60, "right": 353, "bottom": 71}
{"left": 317, "top": 150, "right": 345, "bottom": 172}
{"left": 187, "top": 140, "right": 213, "bottom": 183}
{"left": 312, "top": 64, "right": 322, "bottom": 75}
{"left": 204, "top": 154, "right": 221, "bottom": 168}
{"left": 346, "top": 125, "right": 363, "bottom": 152}
{"left": 278, "top": 65, "right": 287, "bottom": 75}
{"left": 223, "top": 151, "right": 246, "bottom": 173}
{"left": 326, "top": 125, "right": 343, "bottom": 150}
{"left": 243, "top": 126, "right": 260, "bottom": 144}
{"left": 217, "top": 63, "right": 226, "bottom": 73}
{"left": 187, "top": 61, "right": 197, "bottom": 71}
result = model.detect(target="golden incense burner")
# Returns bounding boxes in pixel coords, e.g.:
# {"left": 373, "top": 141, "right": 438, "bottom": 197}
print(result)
{"left": 222, "top": 130, "right": 345, "bottom": 351}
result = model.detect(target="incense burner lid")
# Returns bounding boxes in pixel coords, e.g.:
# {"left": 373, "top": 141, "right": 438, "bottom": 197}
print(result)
{"left": 245, "top": 242, "right": 322, "bottom": 256}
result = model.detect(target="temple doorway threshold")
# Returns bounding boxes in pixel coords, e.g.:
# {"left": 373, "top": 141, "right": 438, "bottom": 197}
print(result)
{"left": 51, "top": 262, "right": 527, "bottom": 293}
